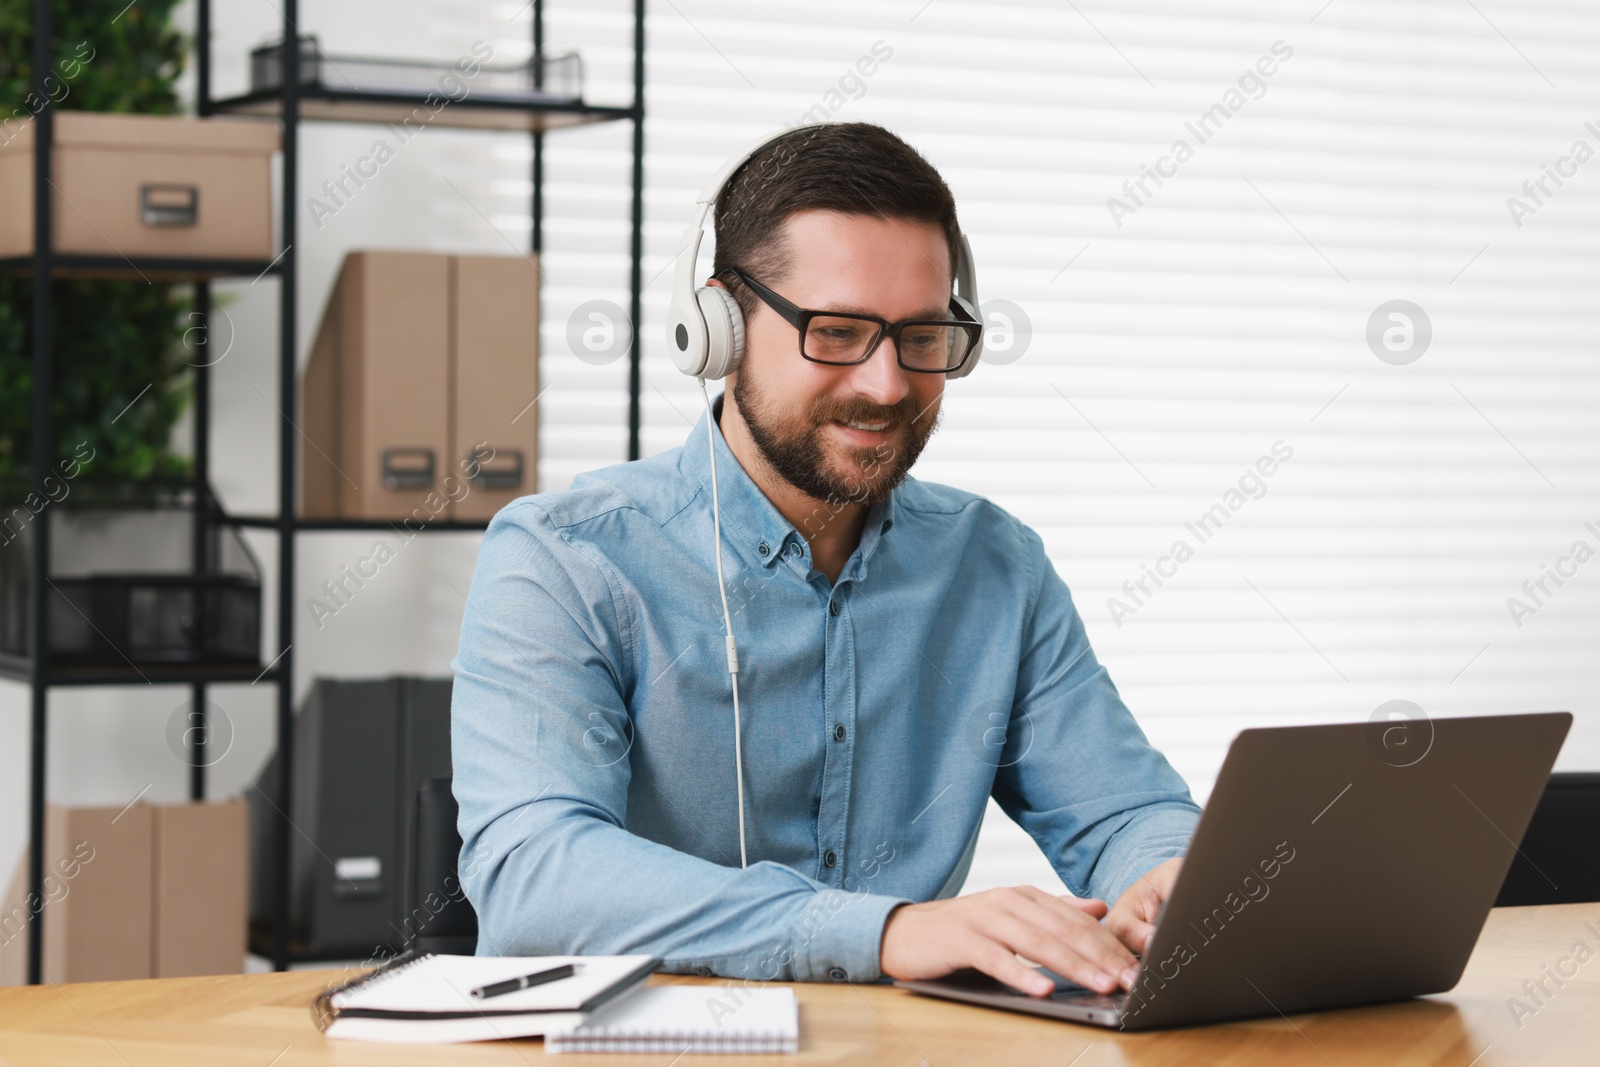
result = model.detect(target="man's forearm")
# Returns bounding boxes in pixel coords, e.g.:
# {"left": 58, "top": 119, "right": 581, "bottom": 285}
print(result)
{"left": 460, "top": 794, "right": 909, "bottom": 982}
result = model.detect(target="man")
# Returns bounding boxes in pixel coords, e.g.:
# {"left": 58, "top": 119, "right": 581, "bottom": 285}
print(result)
{"left": 452, "top": 122, "right": 1200, "bottom": 998}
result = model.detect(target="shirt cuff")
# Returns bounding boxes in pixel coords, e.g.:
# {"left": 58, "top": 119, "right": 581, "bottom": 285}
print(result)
{"left": 1091, "top": 804, "right": 1201, "bottom": 904}
{"left": 789, "top": 889, "right": 910, "bottom": 984}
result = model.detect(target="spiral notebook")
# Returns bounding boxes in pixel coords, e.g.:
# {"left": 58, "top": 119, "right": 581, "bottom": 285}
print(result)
{"left": 546, "top": 985, "right": 799, "bottom": 1054}
{"left": 313, "top": 953, "right": 658, "bottom": 1044}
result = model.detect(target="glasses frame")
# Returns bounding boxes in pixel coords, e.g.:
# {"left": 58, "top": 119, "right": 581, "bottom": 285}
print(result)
{"left": 718, "top": 267, "right": 983, "bottom": 375}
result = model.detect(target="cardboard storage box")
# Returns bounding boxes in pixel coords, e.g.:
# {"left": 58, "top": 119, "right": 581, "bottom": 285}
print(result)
{"left": 152, "top": 800, "right": 249, "bottom": 978}
{"left": 452, "top": 254, "right": 543, "bottom": 522}
{"left": 0, "top": 799, "right": 247, "bottom": 985}
{"left": 0, "top": 112, "right": 278, "bottom": 260}
{"left": 0, "top": 803, "right": 152, "bottom": 984}
{"left": 301, "top": 251, "right": 540, "bottom": 521}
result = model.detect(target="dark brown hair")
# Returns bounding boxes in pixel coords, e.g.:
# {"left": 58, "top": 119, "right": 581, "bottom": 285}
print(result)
{"left": 711, "top": 122, "right": 961, "bottom": 322}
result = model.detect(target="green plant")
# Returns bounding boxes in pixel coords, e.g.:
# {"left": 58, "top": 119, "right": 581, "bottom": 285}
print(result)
{"left": 0, "top": 0, "right": 194, "bottom": 483}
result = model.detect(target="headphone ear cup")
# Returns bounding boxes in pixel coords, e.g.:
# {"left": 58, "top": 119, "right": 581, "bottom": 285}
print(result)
{"left": 946, "top": 295, "right": 983, "bottom": 380}
{"left": 695, "top": 286, "right": 746, "bottom": 380}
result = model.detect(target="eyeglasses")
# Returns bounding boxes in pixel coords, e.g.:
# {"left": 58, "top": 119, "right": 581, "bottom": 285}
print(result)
{"left": 718, "top": 267, "right": 983, "bottom": 374}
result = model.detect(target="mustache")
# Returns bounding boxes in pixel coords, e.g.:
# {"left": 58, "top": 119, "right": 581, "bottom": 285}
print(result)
{"left": 812, "top": 394, "right": 931, "bottom": 427}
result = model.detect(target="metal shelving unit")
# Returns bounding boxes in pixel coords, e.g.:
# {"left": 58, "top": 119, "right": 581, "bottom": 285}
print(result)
{"left": 15, "top": 0, "right": 645, "bottom": 980}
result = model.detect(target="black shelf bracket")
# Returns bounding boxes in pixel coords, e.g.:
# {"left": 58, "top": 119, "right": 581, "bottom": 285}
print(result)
{"left": 25, "top": 0, "right": 53, "bottom": 988}
{"left": 628, "top": 0, "right": 645, "bottom": 462}
{"left": 268, "top": 0, "right": 302, "bottom": 977}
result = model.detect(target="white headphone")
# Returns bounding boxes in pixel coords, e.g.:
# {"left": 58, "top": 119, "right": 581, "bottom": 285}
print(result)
{"left": 668, "top": 124, "right": 986, "bottom": 872}
{"left": 665, "top": 122, "right": 987, "bottom": 381}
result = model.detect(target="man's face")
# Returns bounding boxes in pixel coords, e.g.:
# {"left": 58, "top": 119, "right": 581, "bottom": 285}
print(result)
{"left": 727, "top": 209, "right": 951, "bottom": 508}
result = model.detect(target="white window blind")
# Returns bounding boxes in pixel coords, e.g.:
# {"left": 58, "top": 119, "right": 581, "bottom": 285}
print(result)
{"left": 275, "top": 0, "right": 1598, "bottom": 896}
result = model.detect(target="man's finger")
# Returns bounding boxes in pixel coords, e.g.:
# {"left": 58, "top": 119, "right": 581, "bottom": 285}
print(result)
{"left": 1024, "top": 895, "right": 1139, "bottom": 966}
{"left": 971, "top": 941, "right": 1054, "bottom": 997}
{"left": 1025, "top": 890, "right": 1144, "bottom": 985}
{"left": 1111, "top": 916, "right": 1157, "bottom": 956}
{"left": 976, "top": 907, "right": 1130, "bottom": 994}
{"left": 1054, "top": 893, "right": 1108, "bottom": 918}
{"left": 1016, "top": 889, "right": 1130, "bottom": 940}
{"left": 1038, "top": 891, "right": 1112, "bottom": 926}
{"left": 978, "top": 909, "right": 1119, "bottom": 992}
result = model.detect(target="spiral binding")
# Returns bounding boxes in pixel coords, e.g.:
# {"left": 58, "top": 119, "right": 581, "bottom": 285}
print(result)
{"left": 310, "top": 950, "right": 434, "bottom": 1032}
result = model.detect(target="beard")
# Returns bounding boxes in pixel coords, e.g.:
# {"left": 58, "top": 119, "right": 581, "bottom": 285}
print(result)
{"left": 730, "top": 359, "right": 942, "bottom": 509}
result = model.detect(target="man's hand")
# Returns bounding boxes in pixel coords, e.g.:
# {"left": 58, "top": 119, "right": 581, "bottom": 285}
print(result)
{"left": 1106, "top": 858, "right": 1183, "bottom": 955}
{"left": 879, "top": 886, "right": 1140, "bottom": 998}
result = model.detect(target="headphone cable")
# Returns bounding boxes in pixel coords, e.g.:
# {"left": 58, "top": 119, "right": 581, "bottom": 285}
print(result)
{"left": 700, "top": 378, "right": 749, "bottom": 869}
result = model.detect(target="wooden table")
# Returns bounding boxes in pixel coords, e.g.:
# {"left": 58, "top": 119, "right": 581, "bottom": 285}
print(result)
{"left": 1, "top": 903, "right": 1597, "bottom": 1065}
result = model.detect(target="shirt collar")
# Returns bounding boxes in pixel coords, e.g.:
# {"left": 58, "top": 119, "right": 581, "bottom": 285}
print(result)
{"left": 678, "top": 391, "right": 896, "bottom": 576}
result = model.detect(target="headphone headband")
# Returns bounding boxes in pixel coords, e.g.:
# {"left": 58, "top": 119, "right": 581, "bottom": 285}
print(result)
{"left": 666, "top": 123, "right": 984, "bottom": 380}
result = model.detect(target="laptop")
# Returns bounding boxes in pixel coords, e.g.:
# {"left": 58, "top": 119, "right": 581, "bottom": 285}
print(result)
{"left": 896, "top": 712, "right": 1571, "bottom": 1031}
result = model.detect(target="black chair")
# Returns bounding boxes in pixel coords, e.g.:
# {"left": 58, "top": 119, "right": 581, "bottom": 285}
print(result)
{"left": 1496, "top": 772, "right": 1600, "bottom": 907}
{"left": 409, "top": 776, "right": 479, "bottom": 955}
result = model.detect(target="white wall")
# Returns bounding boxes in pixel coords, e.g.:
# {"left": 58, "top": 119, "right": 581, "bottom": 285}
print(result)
{"left": 4, "top": 0, "right": 1597, "bottom": 904}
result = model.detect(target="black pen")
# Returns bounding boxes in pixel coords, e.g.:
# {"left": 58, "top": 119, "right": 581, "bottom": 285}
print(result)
{"left": 469, "top": 962, "right": 578, "bottom": 1000}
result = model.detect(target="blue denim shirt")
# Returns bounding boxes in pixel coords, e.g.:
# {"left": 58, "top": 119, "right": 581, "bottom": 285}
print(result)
{"left": 451, "top": 393, "right": 1200, "bottom": 983}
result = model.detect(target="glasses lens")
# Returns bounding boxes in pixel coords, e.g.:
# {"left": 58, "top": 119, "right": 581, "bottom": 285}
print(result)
{"left": 898, "top": 324, "right": 974, "bottom": 372}
{"left": 804, "top": 315, "right": 883, "bottom": 364}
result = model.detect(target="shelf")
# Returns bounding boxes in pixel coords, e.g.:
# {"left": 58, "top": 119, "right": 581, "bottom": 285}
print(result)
{"left": 11, "top": 0, "right": 646, "bottom": 983}
{"left": 209, "top": 87, "right": 634, "bottom": 133}
{"left": 0, "top": 653, "right": 278, "bottom": 687}
{"left": 0, "top": 253, "right": 283, "bottom": 281}
{"left": 226, "top": 515, "right": 492, "bottom": 532}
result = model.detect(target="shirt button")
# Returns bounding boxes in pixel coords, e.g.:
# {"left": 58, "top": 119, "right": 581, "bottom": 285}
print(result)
{"left": 829, "top": 600, "right": 840, "bottom": 616}
{"left": 833, "top": 724, "right": 846, "bottom": 742}
{"left": 757, "top": 542, "right": 770, "bottom": 557}
{"left": 696, "top": 966, "right": 713, "bottom": 976}
{"left": 824, "top": 849, "right": 838, "bottom": 868}
{"left": 828, "top": 967, "right": 848, "bottom": 981}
